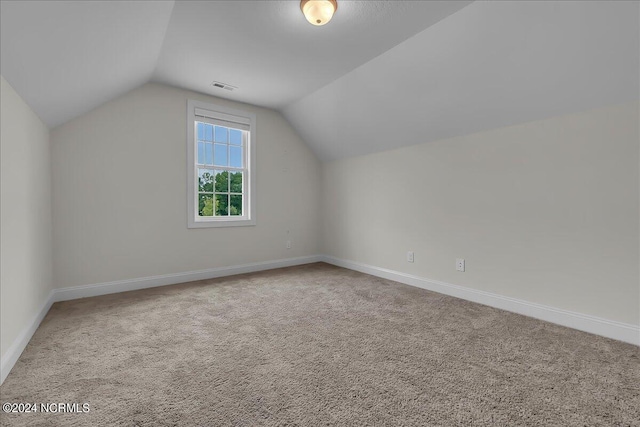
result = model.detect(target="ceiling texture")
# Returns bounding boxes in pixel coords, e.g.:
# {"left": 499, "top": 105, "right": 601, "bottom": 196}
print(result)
{"left": 1, "top": 0, "right": 638, "bottom": 161}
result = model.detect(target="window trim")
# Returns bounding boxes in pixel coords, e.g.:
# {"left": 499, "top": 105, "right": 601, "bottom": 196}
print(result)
{"left": 187, "top": 99, "right": 256, "bottom": 228}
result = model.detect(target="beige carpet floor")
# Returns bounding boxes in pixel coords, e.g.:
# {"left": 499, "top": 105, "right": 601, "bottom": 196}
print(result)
{"left": 1, "top": 263, "right": 638, "bottom": 426}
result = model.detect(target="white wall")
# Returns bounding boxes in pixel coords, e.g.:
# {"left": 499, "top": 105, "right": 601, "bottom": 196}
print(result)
{"left": 321, "top": 102, "right": 639, "bottom": 326}
{"left": 51, "top": 83, "right": 321, "bottom": 289}
{"left": 0, "top": 76, "right": 53, "bottom": 361}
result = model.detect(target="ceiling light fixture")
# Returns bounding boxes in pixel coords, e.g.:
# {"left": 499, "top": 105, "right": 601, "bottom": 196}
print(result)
{"left": 300, "top": 0, "right": 337, "bottom": 26}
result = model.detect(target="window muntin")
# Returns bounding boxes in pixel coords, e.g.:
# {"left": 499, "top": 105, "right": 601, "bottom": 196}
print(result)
{"left": 196, "top": 122, "right": 247, "bottom": 217}
{"left": 187, "top": 100, "right": 255, "bottom": 228}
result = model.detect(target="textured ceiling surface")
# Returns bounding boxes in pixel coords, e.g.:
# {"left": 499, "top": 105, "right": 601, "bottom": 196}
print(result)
{"left": 0, "top": 0, "right": 469, "bottom": 128}
{"left": 283, "top": 0, "right": 640, "bottom": 160}
{"left": 153, "top": 1, "right": 470, "bottom": 109}
{"left": 1, "top": 1, "right": 638, "bottom": 161}
{"left": 0, "top": 0, "right": 175, "bottom": 127}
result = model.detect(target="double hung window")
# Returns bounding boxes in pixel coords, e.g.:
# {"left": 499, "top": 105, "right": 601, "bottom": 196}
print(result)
{"left": 187, "top": 100, "right": 256, "bottom": 228}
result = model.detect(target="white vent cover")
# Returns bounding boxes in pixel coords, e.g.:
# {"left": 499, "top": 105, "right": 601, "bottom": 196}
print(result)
{"left": 211, "top": 81, "right": 237, "bottom": 91}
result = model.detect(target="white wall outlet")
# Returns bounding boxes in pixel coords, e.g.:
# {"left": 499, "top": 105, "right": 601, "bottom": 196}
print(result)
{"left": 407, "top": 251, "right": 414, "bottom": 263}
{"left": 286, "top": 240, "right": 291, "bottom": 249}
{"left": 456, "top": 258, "right": 465, "bottom": 272}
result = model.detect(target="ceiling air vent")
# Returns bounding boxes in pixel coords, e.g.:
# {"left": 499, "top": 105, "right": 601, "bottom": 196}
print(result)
{"left": 211, "top": 81, "right": 237, "bottom": 91}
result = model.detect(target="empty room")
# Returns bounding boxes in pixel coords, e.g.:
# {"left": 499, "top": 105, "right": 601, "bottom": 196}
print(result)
{"left": 1, "top": 0, "right": 638, "bottom": 425}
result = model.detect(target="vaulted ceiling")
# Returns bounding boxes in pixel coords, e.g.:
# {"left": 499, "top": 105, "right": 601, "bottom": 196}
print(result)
{"left": 284, "top": 0, "right": 640, "bottom": 160}
{"left": 1, "top": 1, "right": 638, "bottom": 161}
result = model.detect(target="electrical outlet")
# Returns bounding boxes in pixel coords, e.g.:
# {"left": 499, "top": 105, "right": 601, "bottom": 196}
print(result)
{"left": 456, "top": 258, "right": 465, "bottom": 272}
{"left": 286, "top": 240, "right": 291, "bottom": 249}
{"left": 407, "top": 251, "right": 414, "bottom": 263}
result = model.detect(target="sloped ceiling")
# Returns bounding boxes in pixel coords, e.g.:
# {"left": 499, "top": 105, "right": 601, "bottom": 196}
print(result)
{"left": 0, "top": 1, "right": 175, "bottom": 127}
{"left": 153, "top": 0, "right": 471, "bottom": 109}
{"left": 0, "top": 0, "right": 469, "bottom": 128}
{"left": 1, "top": 1, "right": 638, "bottom": 161}
{"left": 283, "top": 0, "right": 640, "bottom": 160}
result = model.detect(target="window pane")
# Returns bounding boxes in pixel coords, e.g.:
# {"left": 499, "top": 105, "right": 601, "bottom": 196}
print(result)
{"left": 205, "top": 143, "right": 213, "bottom": 165}
{"left": 214, "top": 170, "right": 229, "bottom": 192}
{"left": 230, "top": 172, "right": 243, "bottom": 193}
{"left": 230, "top": 195, "right": 242, "bottom": 216}
{"left": 214, "top": 143, "right": 228, "bottom": 166}
{"left": 204, "top": 124, "right": 213, "bottom": 141}
{"left": 214, "top": 126, "right": 228, "bottom": 143}
{"left": 198, "top": 169, "right": 214, "bottom": 192}
{"left": 197, "top": 122, "right": 205, "bottom": 140}
{"left": 230, "top": 146, "right": 242, "bottom": 168}
{"left": 199, "top": 194, "right": 214, "bottom": 217}
{"left": 215, "top": 194, "right": 228, "bottom": 216}
{"left": 197, "top": 142, "right": 205, "bottom": 164}
{"left": 230, "top": 129, "right": 242, "bottom": 145}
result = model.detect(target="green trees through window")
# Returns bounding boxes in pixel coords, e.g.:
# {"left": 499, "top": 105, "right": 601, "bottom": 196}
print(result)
{"left": 198, "top": 170, "right": 243, "bottom": 216}
{"left": 189, "top": 104, "right": 254, "bottom": 228}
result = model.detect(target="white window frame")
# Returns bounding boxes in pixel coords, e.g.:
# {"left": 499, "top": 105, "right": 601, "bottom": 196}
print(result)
{"left": 187, "top": 99, "right": 256, "bottom": 228}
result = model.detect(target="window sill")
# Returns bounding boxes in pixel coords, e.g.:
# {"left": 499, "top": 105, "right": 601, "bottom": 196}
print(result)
{"left": 188, "top": 218, "right": 256, "bottom": 229}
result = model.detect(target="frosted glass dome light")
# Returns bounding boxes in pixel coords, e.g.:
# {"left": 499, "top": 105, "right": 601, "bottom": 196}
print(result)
{"left": 300, "top": 0, "right": 337, "bottom": 26}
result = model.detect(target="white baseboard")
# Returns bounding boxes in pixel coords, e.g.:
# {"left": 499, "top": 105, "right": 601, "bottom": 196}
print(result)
{"left": 320, "top": 255, "right": 640, "bottom": 346}
{"left": 54, "top": 255, "right": 322, "bottom": 302}
{"left": 1, "top": 290, "right": 55, "bottom": 385}
{"left": 0, "top": 255, "right": 321, "bottom": 385}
